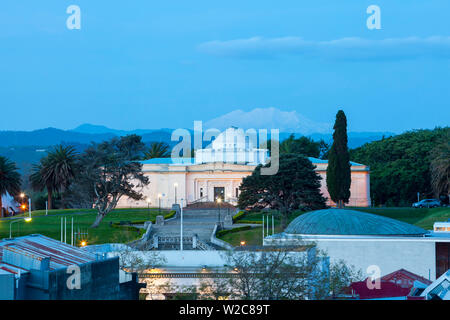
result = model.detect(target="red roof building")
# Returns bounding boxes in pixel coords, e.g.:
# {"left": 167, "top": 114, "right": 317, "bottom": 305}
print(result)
{"left": 348, "top": 269, "right": 432, "bottom": 300}
{"left": 381, "top": 268, "right": 432, "bottom": 288}
{"left": 349, "top": 280, "right": 411, "bottom": 299}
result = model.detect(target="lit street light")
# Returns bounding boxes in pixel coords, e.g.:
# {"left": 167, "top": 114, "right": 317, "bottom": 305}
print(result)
{"left": 146, "top": 197, "right": 151, "bottom": 219}
{"left": 180, "top": 198, "right": 184, "bottom": 251}
{"left": 9, "top": 217, "right": 32, "bottom": 239}
{"left": 158, "top": 193, "right": 162, "bottom": 214}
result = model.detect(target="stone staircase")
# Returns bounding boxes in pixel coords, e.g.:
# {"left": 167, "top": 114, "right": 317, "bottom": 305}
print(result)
{"left": 147, "top": 208, "right": 233, "bottom": 250}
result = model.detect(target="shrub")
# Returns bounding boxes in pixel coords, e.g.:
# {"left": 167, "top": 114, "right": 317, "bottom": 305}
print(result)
{"left": 164, "top": 210, "right": 176, "bottom": 220}
{"left": 216, "top": 225, "right": 252, "bottom": 238}
{"left": 232, "top": 210, "right": 246, "bottom": 223}
{"left": 236, "top": 220, "right": 263, "bottom": 225}
{"left": 127, "top": 210, "right": 176, "bottom": 225}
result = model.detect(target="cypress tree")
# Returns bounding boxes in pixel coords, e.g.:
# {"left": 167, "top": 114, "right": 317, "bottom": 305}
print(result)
{"left": 326, "top": 110, "right": 351, "bottom": 208}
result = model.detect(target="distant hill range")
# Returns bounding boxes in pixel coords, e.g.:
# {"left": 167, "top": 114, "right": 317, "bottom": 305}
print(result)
{"left": 0, "top": 124, "right": 394, "bottom": 148}
{"left": 0, "top": 124, "right": 394, "bottom": 172}
{"left": 0, "top": 125, "right": 174, "bottom": 148}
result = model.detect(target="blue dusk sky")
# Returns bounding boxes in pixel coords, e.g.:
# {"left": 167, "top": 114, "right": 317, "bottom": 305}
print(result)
{"left": 0, "top": 1, "right": 449, "bottom": 133}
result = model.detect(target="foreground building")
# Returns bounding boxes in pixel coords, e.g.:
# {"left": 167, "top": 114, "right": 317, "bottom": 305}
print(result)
{"left": 0, "top": 234, "right": 142, "bottom": 300}
{"left": 264, "top": 209, "right": 450, "bottom": 281}
{"left": 86, "top": 246, "right": 329, "bottom": 300}
{"left": 117, "top": 128, "right": 371, "bottom": 208}
{"left": 420, "top": 269, "right": 450, "bottom": 300}
{"left": 347, "top": 269, "right": 432, "bottom": 300}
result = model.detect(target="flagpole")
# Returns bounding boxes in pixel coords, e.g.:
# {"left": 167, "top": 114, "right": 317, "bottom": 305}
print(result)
{"left": 272, "top": 215, "right": 274, "bottom": 235}
{"left": 71, "top": 217, "right": 74, "bottom": 246}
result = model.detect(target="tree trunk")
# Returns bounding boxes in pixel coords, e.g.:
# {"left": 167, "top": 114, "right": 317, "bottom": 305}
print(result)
{"left": 61, "top": 192, "right": 65, "bottom": 209}
{"left": 47, "top": 189, "right": 53, "bottom": 210}
{"left": 0, "top": 196, "right": 3, "bottom": 218}
{"left": 281, "top": 211, "right": 288, "bottom": 228}
{"left": 90, "top": 213, "right": 105, "bottom": 228}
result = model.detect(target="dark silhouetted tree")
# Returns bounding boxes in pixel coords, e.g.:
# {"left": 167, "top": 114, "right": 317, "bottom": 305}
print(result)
{"left": 326, "top": 110, "right": 351, "bottom": 208}
{"left": 143, "top": 142, "right": 170, "bottom": 159}
{"left": 238, "top": 154, "right": 326, "bottom": 227}
{"left": 80, "top": 135, "right": 149, "bottom": 228}
{"left": 0, "top": 156, "right": 21, "bottom": 217}
{"left": 30, "top": 145, "right": 77, "bottom": 209}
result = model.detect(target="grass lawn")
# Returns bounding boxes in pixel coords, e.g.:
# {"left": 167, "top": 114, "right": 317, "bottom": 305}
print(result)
{"left": 219, "top": 210, "right": 302, "bottom": 247}
{"left": 0, "top": 208, "right": 169, "bottom": 246}
{"left": 219, "top": 207, "right": 450, "bottom": 247}
{"left": 219, "top": 227, "right": 265, "bottom": 247}
{"left": 353, "top": 207, "right": 450, "bottom": 230}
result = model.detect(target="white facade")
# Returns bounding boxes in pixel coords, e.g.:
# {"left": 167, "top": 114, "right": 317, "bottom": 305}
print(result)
{"left": 264, "top": 234, "right": 450, "bottom": 281}
{"left": 195, "top": 127, "right": 269, "bottom": 165}
{"left": 117, "top": 128, "right": 371, "bottom": 208}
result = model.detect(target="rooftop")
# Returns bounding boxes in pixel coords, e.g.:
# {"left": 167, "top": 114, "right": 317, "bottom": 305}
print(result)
{"left": 284, "top": 209, "right": 428, "bottom": 237}
{"left": 0, "top": 234, "right": 97, "bottom": 274}
{"left": 140, "top": 157, "right": 195, "bottom": 165}
{"left": 140, "top": 157, "right": 365, "bottom": 167}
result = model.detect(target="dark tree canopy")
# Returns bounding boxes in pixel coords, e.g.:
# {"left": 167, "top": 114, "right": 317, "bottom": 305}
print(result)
{"left": 238, "top": 154, "right": 326, "bottom": 227}
{"left": 80, "top": 135, "right": 149, "bottom": 227}
{"left": 351, "top": 127, "right": 450, "bottom": 206}
{"left": 29, "top": 145, "right": 77, "bottom": 210}
{"left": 430, "top": 134, "right": 450, "bottom": 199}
{"left": 269, "top": 135, "right": 329, "bottom": 159}
{"left": 143, "top": 142, "right": 171, "bottom": 159}
{"left": 326, "top": 110, "right": 351, "bottom": 208}
{"left": 0, "top": 156, "right": 21, "bottom": 217}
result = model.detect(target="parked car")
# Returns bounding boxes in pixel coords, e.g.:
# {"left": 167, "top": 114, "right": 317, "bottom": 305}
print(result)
{"left": 412, "top": 199, "right": 441, "bottom": 208}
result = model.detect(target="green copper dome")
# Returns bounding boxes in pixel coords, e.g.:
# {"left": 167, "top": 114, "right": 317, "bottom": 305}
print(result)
{"left": 285, "top": 209, "right": 427, "bottom": 236}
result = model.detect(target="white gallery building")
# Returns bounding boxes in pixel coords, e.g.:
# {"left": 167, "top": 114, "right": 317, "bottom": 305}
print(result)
{"left": 117, "top": 127, "right": 371, "bottom": 208}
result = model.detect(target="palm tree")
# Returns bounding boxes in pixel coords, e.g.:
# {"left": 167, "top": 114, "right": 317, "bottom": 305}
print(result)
{"left": 0, "top": 156, "right": 21, "bottom": 217}
{"left": 30, "top": 145, "right": 77, "bottom": 209}
{"left": 143, "top": 142, "right": 170, "bottom": 159}
{"left": 430, "top": 137, "right": 450, "bottom": 199}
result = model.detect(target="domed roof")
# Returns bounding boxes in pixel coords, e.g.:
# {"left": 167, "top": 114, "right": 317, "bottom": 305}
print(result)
{"left": 285, "top": 209, "right": 427, "bottom": 236}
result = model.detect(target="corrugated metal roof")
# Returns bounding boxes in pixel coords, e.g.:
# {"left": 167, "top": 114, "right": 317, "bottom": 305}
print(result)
{"left": 0, "top": 234, "right": 97, "bottom": 273}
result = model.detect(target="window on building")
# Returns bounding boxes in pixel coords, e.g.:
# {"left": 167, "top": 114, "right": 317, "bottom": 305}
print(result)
{"left": 200, "top": 188, "right": 203, "bottom": 198}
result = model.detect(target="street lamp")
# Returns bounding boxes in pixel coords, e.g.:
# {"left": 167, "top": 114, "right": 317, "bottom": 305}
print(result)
{"left": 216, "top": 197, "right": 222, "bottom": 228}
{"left": 28, "top": 198, "right": 31, "bottom": 220}
{"left": 19, "top": 192, "right": 26, "bottom": 215}
{"left": 174, "top": 183, "right": 178, "bottom": 205}
{"left": 180, "top": 198, "right": 184, "bottom": 251}
{"left": 9, "top": 217, "right": 32, "bottom": 239}
{"left": 146, "top": 197, "right": 151, "bottom": 218}
{"left": 158, "top": 193, "right": 162, "bottom": 214}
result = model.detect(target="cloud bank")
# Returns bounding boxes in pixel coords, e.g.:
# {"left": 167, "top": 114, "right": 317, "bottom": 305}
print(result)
{"left": 204, "top": 107, "right": 331, "bottom": 134}
{"left": 198, "top": 36, "right": 450, "bottom": 60}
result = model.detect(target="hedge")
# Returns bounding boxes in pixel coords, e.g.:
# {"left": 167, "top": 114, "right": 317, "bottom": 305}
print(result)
{"left": 235, "top": 220, "right": 263, "bottom": 225}
{"left": 216, "top": 225, "right": 252, "bottom": 238}
{"left": 232, "top": 210, "right": 246, "bottom": 223}
{"left": 123, "top": 210, "right": 177, "bottom": 225}
{"left": 164, "top": 210, "right": 176, "bottom": 220}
